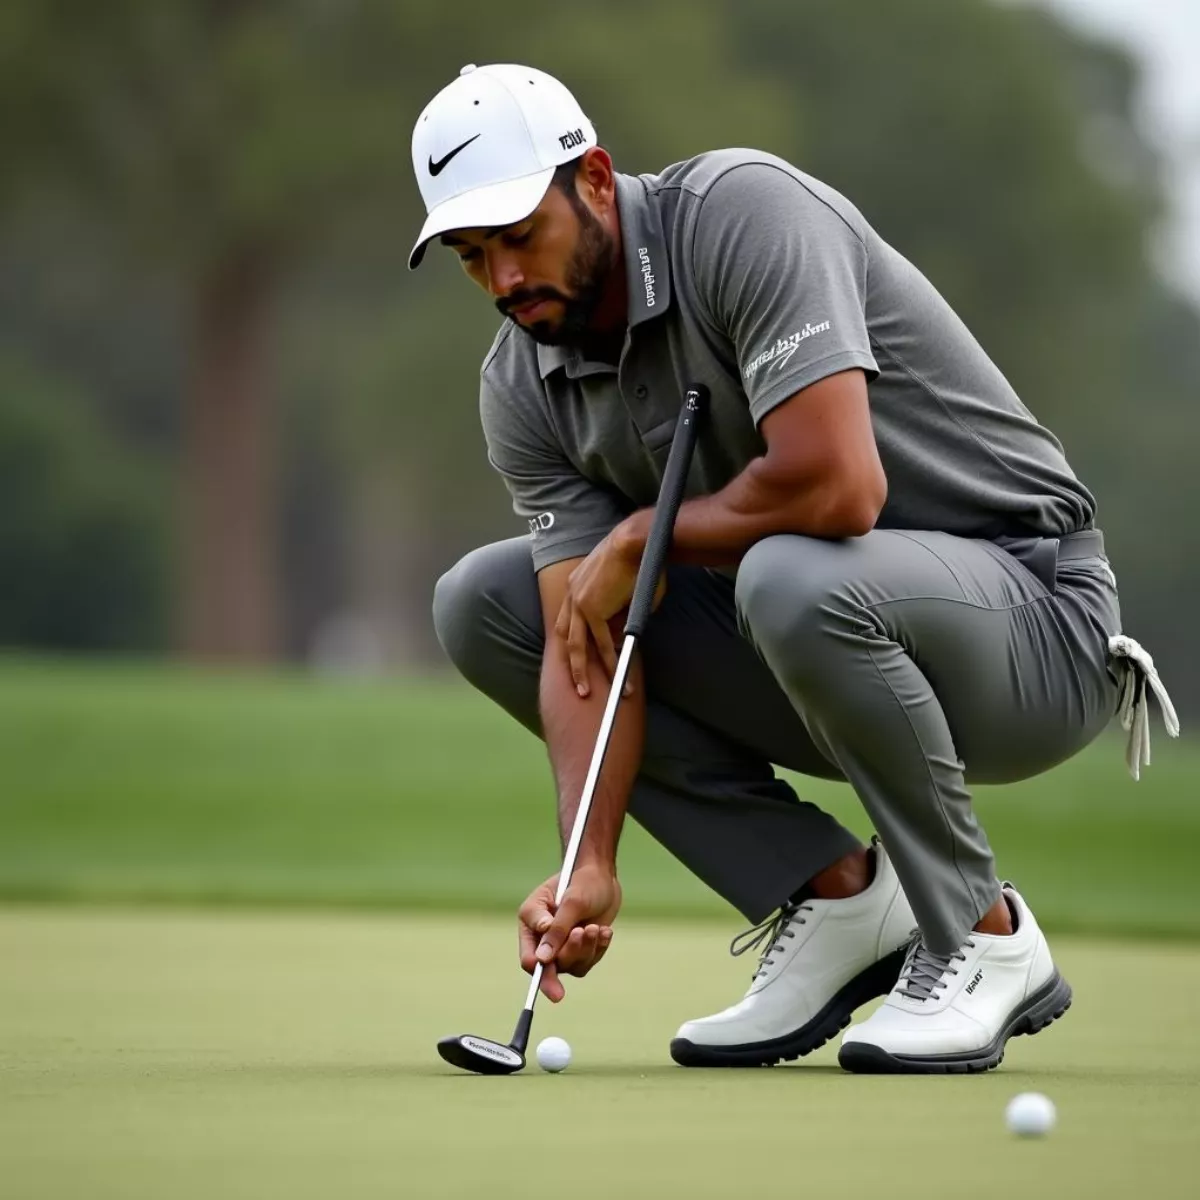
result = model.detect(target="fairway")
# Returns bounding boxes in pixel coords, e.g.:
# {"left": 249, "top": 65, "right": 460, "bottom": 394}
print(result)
{"left": 2, "top": 660, "right": 1198, "bottom": 937}
{"left": 2, "top": 908, "right": 1198, "bottom": 1199}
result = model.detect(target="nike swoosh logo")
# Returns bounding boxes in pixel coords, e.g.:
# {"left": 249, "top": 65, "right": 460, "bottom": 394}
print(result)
{"left": 428, "top": 134, "right": 480, "bottom": 177}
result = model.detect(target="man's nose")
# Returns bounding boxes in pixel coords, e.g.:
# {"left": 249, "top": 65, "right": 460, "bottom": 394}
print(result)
{"left": 486, "top": 251, "right": 524, "bottom": 298}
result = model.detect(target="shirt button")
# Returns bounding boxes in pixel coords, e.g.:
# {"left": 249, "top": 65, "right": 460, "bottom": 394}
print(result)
{"left": 634, "top": 384, "right": 648, "bottom": 399}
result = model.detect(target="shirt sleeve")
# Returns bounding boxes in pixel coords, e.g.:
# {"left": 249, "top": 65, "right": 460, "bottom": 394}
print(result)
{"left": 692, "top": 162, "right": 879, "bottom": 426}
{"left": 480, "top": 375, "right": 627, "bottom": 572}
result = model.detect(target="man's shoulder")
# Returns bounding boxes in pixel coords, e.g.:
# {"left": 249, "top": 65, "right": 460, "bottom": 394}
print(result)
{"left": 647, "top": 148, "right": 825, "bottom": 201}
{"left": 478, "top": 321, "right": 553, "bottom": 441}
{"left": 481, "top": 320, "right": 541, "bottom": 393}
{"left": 648, "top": 148, "right": 869, "bottom": 240}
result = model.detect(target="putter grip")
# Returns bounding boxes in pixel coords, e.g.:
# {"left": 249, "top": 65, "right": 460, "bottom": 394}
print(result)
{"left": 625, "top": 384, "right": 708, "bottom": 639}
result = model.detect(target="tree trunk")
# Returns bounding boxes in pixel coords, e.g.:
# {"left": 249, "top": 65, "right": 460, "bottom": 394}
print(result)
{"left": 180, "top": 249, "right": 279, "bottom": 662}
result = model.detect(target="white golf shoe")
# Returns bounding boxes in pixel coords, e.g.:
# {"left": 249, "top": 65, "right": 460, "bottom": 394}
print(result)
{"left": 670, "top": 840, "right": 916, "bottom": 1067}
{"left": 838, "top": 884, "right": 1071, "bottom": 1074}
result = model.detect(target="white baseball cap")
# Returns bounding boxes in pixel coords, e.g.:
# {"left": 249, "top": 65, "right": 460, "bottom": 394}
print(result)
{"left": 408, "top": 63, "right": 597, "bottom": 269}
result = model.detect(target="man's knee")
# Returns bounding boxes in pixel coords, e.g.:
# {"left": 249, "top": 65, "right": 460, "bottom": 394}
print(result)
{"left": 735, "top": 534, "right": 861, "bottom": 659}
{"left": 432, "top": 538, "right": 539, "bottom": 674}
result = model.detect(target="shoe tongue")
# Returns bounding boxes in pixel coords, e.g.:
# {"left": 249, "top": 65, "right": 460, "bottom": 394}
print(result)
{"left": 898, "top": 940, "right": 953, "bottom": 1002}
{"left": 729, "top": 905, "right": 800, "bottom": 986}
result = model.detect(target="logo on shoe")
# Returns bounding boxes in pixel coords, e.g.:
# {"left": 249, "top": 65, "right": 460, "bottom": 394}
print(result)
{"left": 965, "top": 969, "right": 984, "bottom": 995}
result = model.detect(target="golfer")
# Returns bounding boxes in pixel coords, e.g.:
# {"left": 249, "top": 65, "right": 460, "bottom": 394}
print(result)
{"left": 411, "top": 64, "right": 1178, "bottom": 1073}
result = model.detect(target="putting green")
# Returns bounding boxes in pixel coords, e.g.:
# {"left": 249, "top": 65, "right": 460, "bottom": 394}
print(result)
{"left": 1, "top": 908, "right": 1197, "bottom": 1199}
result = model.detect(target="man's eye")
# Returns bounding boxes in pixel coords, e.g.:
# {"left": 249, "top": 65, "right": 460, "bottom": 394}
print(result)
{"left": 458, "top": 250, "right": 481, "bottom": 265}
{"left": 504, "top": 230, "right": 532, "bottom": 248}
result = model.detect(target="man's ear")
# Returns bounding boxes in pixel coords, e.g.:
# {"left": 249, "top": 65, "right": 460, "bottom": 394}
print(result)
{"left": 577, "top": 147, "right": 615, "bottom": 212}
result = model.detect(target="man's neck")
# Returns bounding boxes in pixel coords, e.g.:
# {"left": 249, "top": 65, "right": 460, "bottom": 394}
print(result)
{"left": 580, "top": 234, "right": 628, "bottom": 364}
{"left": 575, "top": 327, "right": 625, "bottom": 365}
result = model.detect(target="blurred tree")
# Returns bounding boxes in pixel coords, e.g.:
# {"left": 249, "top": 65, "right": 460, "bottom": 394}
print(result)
{"left": 0, "top": 355, "right": 169, "bottom": 651}
{"left": 0, "top": 0, "right": 433, "bottom": 660}
{"left": 5, "top": 0, "right": 770, "bottom": 660}
{"left": 1, "top": 0, "right": 1197, "bottom": 703}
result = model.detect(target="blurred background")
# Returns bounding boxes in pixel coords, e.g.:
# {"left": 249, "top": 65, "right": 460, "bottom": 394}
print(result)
{"left": 1, "top": 0, "right": 1197, "bottom": 932}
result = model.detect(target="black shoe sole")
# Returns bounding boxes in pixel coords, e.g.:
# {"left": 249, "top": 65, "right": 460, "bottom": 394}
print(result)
{"left": 836, "top": 969, "right": 1073, "bottom": 1075}
{"left": 669, "top": 946, "right": 908, "bottom": 1068}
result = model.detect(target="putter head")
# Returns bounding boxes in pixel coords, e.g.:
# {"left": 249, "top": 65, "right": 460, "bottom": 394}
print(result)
{"left": 437, "top": 1033, "right": 526, "bottom": 1076}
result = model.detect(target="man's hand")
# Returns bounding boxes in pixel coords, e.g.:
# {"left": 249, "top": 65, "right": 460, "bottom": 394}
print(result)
{"left": 517, "top": 863, "right": 622, "bottom": 1002}
{"left": 553, "top": 524, "right": 663, "bottom": 697}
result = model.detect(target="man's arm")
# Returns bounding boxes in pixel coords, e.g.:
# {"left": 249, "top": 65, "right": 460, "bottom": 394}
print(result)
{"left": 479, "top": 373, "right": 643, "bottom": 999}
{"left": 513, "top": 556, "right": 642, "bottom": 1001}
{"left": 536, "top": 556, "right": 644, "bottom": 867}
{"left": 614, "top": 369, "right": 887, "bottom": 567}
{"left": 609, "top": 162, "right": 886, "bottom": 567}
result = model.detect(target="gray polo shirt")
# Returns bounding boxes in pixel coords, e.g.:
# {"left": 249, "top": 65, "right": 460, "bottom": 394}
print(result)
{"left": 479, "top": 149, "right": 1095, "bottom": 571}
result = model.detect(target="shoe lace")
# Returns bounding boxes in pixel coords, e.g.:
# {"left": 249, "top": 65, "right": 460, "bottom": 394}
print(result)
{"left": 896, "top": 934, "right": 975, "bottom": 1001}
{"left": 729, "top": 902, "right": 812, "bottom": 981}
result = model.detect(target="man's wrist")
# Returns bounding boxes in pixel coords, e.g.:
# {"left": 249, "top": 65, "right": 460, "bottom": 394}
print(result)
{"left": 613, "top": 510, "right": 651, "bottom": 562}
{"left": 575, "top": 847, "right": 618, "bottom": 876}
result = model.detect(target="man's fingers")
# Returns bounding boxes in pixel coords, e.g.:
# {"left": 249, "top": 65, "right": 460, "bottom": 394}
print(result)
{"left": 587, "top": 614, "right": 618, "bottom": 679}
{"left": 524, "top": 913, "right": 566, "bottom": 999}
{"left": 537, "top": 895, "right": 587, "bottom": 964}
{"left": 572, "top": 924, "right": 601, "bottom": 975}
{"left": 593, "top": 927, "right": 614, "bottom": 969}
{"left": 553, "top": 595, "right": 576, "bottom": 684}
{"left": 540, "top": 961, "right": 565, "bottom": 1003}
{"left": 518, "top": 896, "right": 555, "bottom": 974}
{"left": 518, "top": 919, "right": 539, "bottom": 974}
{"left": 567, "top": 608, "right": 590, "bottom": 698}
{"left": 549, "top": 924, "right": 609, "bottom": 978}
{"left": 558, "top": 924, "right": 596, "bottom": 968}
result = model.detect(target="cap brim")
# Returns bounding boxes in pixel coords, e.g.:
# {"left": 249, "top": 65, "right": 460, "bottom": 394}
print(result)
{"left": 408, "top": 167, "right": 555, "bottom": 269}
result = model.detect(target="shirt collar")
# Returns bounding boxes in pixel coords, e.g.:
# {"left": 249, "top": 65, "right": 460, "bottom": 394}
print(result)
{"left": 536, "top": 172, "right": 672, "bottom": 380}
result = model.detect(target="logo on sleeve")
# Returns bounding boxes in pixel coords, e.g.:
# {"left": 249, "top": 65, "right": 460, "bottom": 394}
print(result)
{"left": 743, "top": 321, "right": 831, "bottom": 381}
{"left": 528, "top": 512, "right": 556, "bottom": 535}
{"left": 637, "top": 247, "right": 657, "bottom": 308}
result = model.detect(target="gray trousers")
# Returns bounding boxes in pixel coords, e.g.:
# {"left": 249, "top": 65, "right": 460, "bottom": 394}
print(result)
{"left": 432, "top": 528, "right": 1121, "bottom": 954}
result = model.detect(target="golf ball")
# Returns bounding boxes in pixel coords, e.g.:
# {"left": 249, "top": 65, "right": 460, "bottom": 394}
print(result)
{"left": 536, "top": 1036, "right": 572, "bottom": 1073}
{"left": 1005, "top": 1092, "right": 1056, "bottom": 1137}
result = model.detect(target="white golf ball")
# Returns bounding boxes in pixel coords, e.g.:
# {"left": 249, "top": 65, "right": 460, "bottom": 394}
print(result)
{"left": 535, "top": 1036, "right": 572, "bottom": 1073}
{"left": 1005, "top": 1092, "right": 1056, "bottom": 1137}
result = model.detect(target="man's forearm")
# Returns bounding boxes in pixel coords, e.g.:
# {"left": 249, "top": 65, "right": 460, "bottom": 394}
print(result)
{"left": 617, "top": 452, "right": 881, "bottom": 567}
{"left": 539, "top": 635, "right": 644, "bottom": 870}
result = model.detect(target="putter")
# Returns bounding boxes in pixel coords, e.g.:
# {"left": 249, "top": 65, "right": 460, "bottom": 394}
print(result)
{"left": 437, "top": 383, "right": 708, "bottom": 1076}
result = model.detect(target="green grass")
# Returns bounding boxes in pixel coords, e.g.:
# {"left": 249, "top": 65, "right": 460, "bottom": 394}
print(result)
{"left": 1, "top": 907, "right": 1197, "bottom": 1199}
{"left": 0, "top": 657, "right": 1196, "bottom": 936}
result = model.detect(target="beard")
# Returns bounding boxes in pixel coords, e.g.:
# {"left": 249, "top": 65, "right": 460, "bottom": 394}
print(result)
{"left": 495, "top": 203, "right": 615, "bottom": 347}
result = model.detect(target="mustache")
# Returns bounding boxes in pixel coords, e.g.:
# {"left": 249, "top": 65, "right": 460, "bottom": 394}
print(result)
{"left": 496, "top": 287, "right": 569, "bottom": 319}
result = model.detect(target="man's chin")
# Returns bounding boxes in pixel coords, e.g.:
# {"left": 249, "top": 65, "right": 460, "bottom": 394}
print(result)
{"left": 514, "top": 315, "right": 569, "bottom": 346}
{"left": 506, "top": 297, "right": 593, "bottom": 346}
